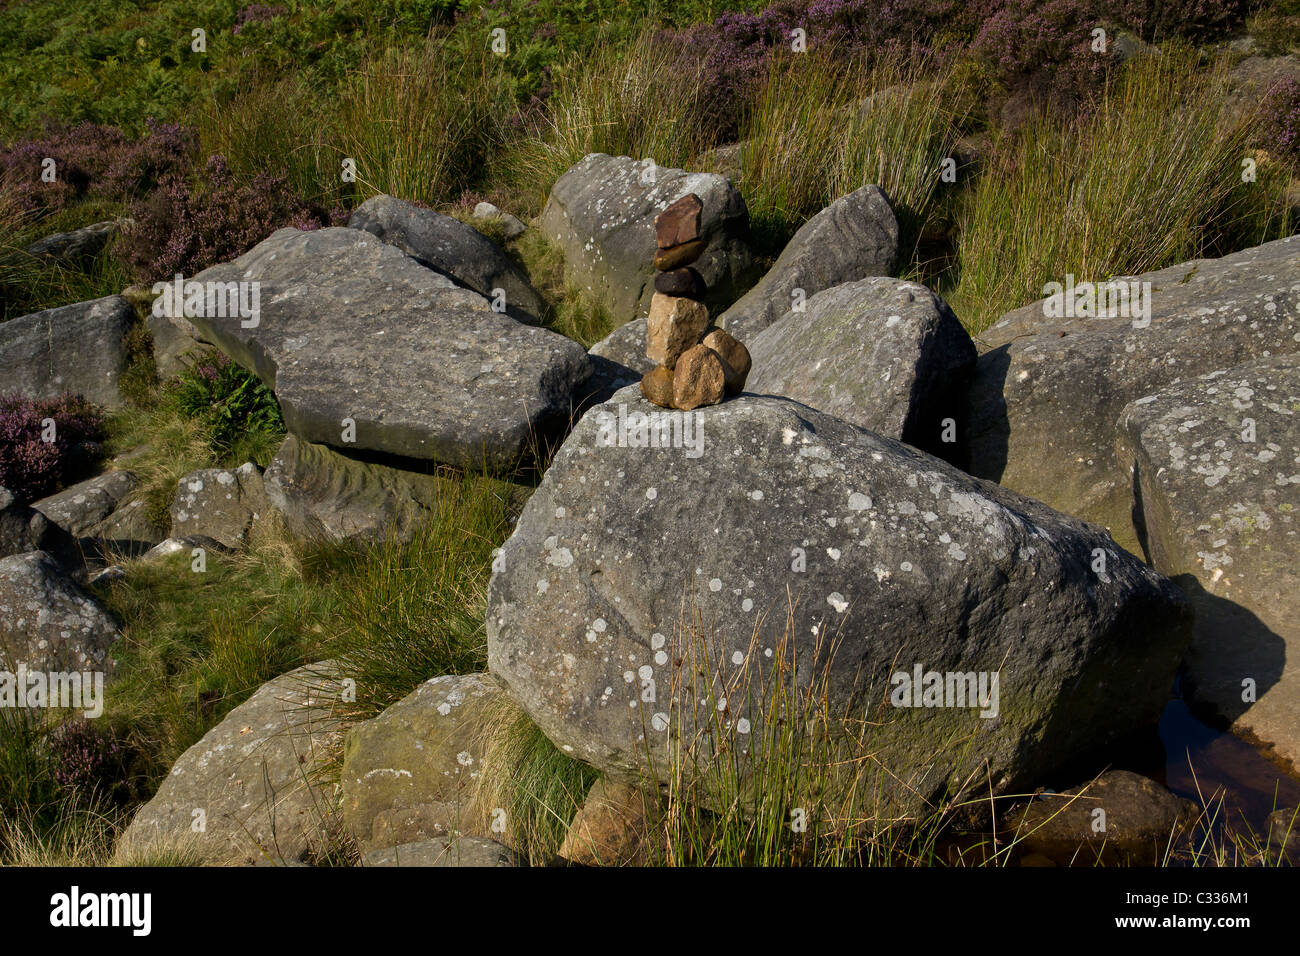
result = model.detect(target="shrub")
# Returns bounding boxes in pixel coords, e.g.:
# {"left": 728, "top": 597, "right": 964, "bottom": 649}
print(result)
{"left": 46, "top": 718, "right": 132, "bottom": 808}
{"left": 119, "top": 153, "right": 337, "bottom": 283}
{"left": 1259, "top": 75, "right": 1300, "bottom": 166}
{"left": 168, "top": 352, "right": 285, "bottom": 460}
{"left": 0, "top": 393, "right": 106, "bottom": 503}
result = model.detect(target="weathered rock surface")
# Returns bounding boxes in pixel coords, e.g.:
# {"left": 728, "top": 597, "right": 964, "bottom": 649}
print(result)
{"left": 363, "top": 835, "right": 518, "bottom": 867}
{"left": 0, "top": 296, "right": 134, "bottom": 408}
{"left": 968, "top": 234, "right": 1300, "bottom": 554}
{"left": 33, "top": 471, "right": 138, "bottom": 537}
{"left": 1, "top": 487, "right": 69, "bottom": 560}
{"left": 540, "top": 154, "right": 759, "bottom": 324}
{"left": 348, "top": 194, "right": 544, "bottom": 322}
{"left": 1003, "top": 771, "right": 1198, "bottom": 866}
{"left": 186, "top": 228, "right": 590, "bottom": 471}
{"left": 671, "top": 344, "right": 726, "bottom": 410}
{"left": 342, "top": 673, "right": 503, "bottom": 854}
{"left": 262, "top": 435, "right": 439, "bottom": 545}
{"left": 0, "top": 551, "right": 118, "bottom": 673}
{"left": 117, "top": 664, "right": 347, "bottom": 865}
{"left": 646, "top": 293, "right": 709, "bottom": 369}
{"left": 487, "top": 389, "right": 1192, "bottom": 816}
{"left": 719, "top": 185, "right": 898, "bottom": 342}
{"left": 1117, "top": 353, "right": 1300, "bottom": 769}
{"left": 640, "top": 365, "right": 675, "bottom": 408}
{"left": 471, "top": 201, "right": 527, "bottom": 240}
{"left": 170, "top": 463, "right": 270, "bottom": 550}
{"left": 559, "top": 777, "right": 652, "bottom": 866}
{"left": 582, "top": 319, "right": 657, "bottom": 408}
{"left": 747, "top": 278, "right": 976, "bottom": 461}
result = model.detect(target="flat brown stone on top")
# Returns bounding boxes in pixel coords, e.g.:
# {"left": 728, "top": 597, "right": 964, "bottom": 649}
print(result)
{"left": 655, "top": 193, "right": 703, "bottom": 249}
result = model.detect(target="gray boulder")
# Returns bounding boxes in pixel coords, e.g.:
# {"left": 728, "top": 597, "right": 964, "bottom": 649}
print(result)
{"left": 967, "top": 234, "right": 1300, "bottom": 555}
{"left": 0, "top": 487, "right": 70, "bottom": 560}
{"left": 1117, "top": 353, "right": 1300, "bottom": 769}
{"left": 348, "top": 195, "right": 544, "bottom": 322}
{"left": 540, "top": 154, "right": 759, "bottom": 325}
{"left": 363, "top": 835, "right": 518, "bottom": 867}
{"left": 472, "top": 202, "right": 527, "bottom": 240}
{"left": 582, "top": 318, "right": 656, "bottom": 408}
{"left": 486, "top": 389, "right": 1192, "bottom": 818}
{"left": 0, "top": 551, "right": 118, "bottom": 673}
{"left": 170, "top": 463, "right": 271, "bottom": 550}
{"left": 32, "top": 470, "right": 137, "bottom": 537}
{"left": 185, "top": 227, "right": 590, "bottom": 472}
{"left": 0, "top": 295, "right": 134, "bottom": 407}
{"left": 117, "top": 663, "right": 347, "bottom": 865}
{"left": 342, "top": 673, "right": 504, "bottom": 854}
{"left": 720, "top": 185, "right": 899, "bottom": 342}
{"left": 746, "top": 278, "right": 976, "bottom": 461}
{"left": 262, "top": 435, "right": 438, "bottom": 545}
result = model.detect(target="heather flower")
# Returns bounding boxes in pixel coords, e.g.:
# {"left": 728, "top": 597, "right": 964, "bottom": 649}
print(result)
{"left": 0, "top": 393, "right": 107, "bottom": 503}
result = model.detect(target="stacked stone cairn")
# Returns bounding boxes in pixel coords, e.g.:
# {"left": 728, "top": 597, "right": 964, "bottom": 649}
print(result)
{"left": 640, "top": 193, "right": 752, "bottom": 410}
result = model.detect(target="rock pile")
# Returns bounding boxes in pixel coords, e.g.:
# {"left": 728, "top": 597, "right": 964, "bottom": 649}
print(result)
{"left": 638, "top": 194, "right": 753, "bottom": 411}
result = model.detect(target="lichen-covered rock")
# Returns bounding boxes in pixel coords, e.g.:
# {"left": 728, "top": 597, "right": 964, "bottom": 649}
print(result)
{"left": 342, "top": 673, "right": 504, "bottom": 854}
{"left": 0, "top": 550, "right": 118, "bottom": 673}
{"left": 719, "top": 185, "right": 898, "bottom": 342}
{"left": 0, "top": 296, "right": 134, "bottom": 408}
{"left": 33, "top": 470, "right": 138, "bottom": 537}
{"left": 1117, "top": 353, "right": 1300, "bottom": 769}
{"left": 363, "top": 835, "right": 518, "bottom": 867}
{"left": 117, "top": 664, "right": 347, "bottom": 865}
{"left": 262, "top": 435, "right": 439, "bottom": 545}
{"left": 349, "top": 194, "right": 544, "bottom": 322}
{"left": 0, "top": 487, "right": 69, "bottom": 561}
{"left": 486, "top": 389, "right": 1192, "bottom": 817}
{"left": 170, "top": 463, "right": 270, "bottom": 550}
{"left": 540, "top": 154, "right": 759, "bottom": 325}
{"left": 967, "top": 234, "right": 1300, "bottom": 554}
{"left": 185, "top": 227, "right": 590, "bottom": 472}
{"left": 746, "top": 278, "right": 976, "bottom": 462}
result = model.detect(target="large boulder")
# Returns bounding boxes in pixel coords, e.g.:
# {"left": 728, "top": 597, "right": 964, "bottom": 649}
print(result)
{"left": 348, "top": 195, "right": 544, "bottom": 322}
{"left": 342, "top": 673, "right": 504, "bottom": 854}
{"left": 169, "top": 463, "right": 271, "bottom": 550}
{"left": 0, "top": 550, "right": 118, "bottom": 673}
{"left": 746, "top": 278, "right": 976, "bottom": 461}
{"left": 0, "top": 296, "right": 134, "bottom": 408}
{"left": 486, "top": 389, "right": 1192, "bottom": 818}
{"left": 967, "top": 234, "right": 1300, "bottom": 554}
{"left": 262, "top": 435, "right": 438, "bottom": 545}
{"left": 184, "top": 228, "right": 590, "bottom": 472}
{"left": 719, "top": 185, "right": 899, "bottom": 342}
{"left": 1117, "top": 353, "right": 1300, "bottom": 769}
{"left": 117, "top": 664, "right": 347, "bottom": 865}
{"left": 540, "top": 154, "right": 759, "bottom": 325}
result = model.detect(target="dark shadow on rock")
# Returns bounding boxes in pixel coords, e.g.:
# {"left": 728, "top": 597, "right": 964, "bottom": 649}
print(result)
{"left": 963, "top": 345, "right": 1010, "bottom": 483}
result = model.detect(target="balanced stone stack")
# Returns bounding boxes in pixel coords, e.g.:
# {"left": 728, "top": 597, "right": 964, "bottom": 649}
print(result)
{"left": 640, "top": 193, "right": 752, "bottom": 411}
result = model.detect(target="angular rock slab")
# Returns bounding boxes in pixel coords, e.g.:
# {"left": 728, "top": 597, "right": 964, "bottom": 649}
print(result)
{"left": 720, "top": 184, "right": 899, "bottom": 342}
{"left": 348, "top": 194, "right": 544, "bottom": 322}
{"left": 0, "top": 295, "right": 134, "bottom": 408}
{"left": 262, "top": 435, "right": 439, "bottom": 545}
{"left": 0, "top": 550, "right": 118, "bottom": 673}
{"left": 968, "top": 234, "right": 1300, "bottom": 554}
{"left": 186, "top": 228, "right": 590, "bottom": 472}
{"left": 170, "top": 463, "right": 271, "bottom": 550}
{"left": 33, "top": 470, "right": 138, "bottom": 538}
{"left": 342, "top": 673, "right": 504, "bottom": 854}
{"left": 540, "top": 154, "right": 759, "bottom": 325}
{"left": 747, "top": 278, "right": 976, "bottom": 461}
{"left": 117, "top": 664, "right": 347, "bottom": 865}
{"left": 1117, "top": 353, "right": 1300, "bottom": 768}
{"left": 487, "top": 389, "right": 1192, "bottom": 817}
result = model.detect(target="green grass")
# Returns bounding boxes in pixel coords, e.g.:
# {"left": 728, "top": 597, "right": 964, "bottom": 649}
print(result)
{"left": 946, "top": 48, "right": 1295, "bottom": 334}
